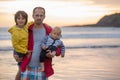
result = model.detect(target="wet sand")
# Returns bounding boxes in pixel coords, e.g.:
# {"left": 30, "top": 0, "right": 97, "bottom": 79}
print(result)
{"left": 0, "top": 48, "right": 120, "bottom": 80}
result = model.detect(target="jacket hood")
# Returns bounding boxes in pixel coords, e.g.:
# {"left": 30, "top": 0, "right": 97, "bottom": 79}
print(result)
{"left": 8, "top": 26, "right": 16, "bottom": 34}
{"left": 8, "top": 26, "right": 22, "bottom": 34}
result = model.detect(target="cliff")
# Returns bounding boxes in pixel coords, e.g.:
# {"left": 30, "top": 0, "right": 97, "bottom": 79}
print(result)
{"left": 96, "top": 13, "right": 120, "bottom": 27}
{"left": 63, "top": 13, "right": 120, "bottom": 27}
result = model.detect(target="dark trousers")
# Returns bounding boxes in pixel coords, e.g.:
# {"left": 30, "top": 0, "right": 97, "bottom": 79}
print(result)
{"left": 39, "top": 46, "right": 57, "bottom": 62}
{"left": 14, "top": 50, "right": 25, "bottom": 66}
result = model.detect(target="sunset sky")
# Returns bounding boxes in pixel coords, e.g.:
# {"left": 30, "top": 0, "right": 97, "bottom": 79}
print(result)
{"left": 0, "top": 0, "right": 120, "bottom": 27}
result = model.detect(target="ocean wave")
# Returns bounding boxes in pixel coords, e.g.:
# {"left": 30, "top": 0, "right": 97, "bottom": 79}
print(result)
{"left": 66, "top": 45, "right": 120, "bottom": 49}
{"left": 0, "top": 47, "right": 13, "bottom": 51}
{"left": 1, "top": 45, "right": 120, "bottom": 51}
{"left": 62, "top": 34, "right": 120, "bottom": 39}
{"left": 1, "top": 33, "right": 120, "bottom": 40}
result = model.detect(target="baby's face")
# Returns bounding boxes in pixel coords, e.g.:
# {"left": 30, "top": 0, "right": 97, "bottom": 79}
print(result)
{"left": 51, "top": 29, "right": 61, "bottom": 40}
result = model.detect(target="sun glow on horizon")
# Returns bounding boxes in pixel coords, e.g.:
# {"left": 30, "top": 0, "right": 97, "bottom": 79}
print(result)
{"left": 0, "top": 0, "right": 120, "bottom": 27}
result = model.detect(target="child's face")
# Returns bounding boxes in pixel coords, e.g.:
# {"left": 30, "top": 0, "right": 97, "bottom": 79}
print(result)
{"left": 16, "top": 14, "right": 26, "bottom": 27}
{"left": 51, "top": 29, "right": 61, "bottom": 40}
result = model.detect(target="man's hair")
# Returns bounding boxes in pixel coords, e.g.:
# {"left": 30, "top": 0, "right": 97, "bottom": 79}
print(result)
{"left": 33, "top": 6, "right": 45, "bottom": 14}
{"left": 14, "top": 10, "right": 28, "bottom": 25}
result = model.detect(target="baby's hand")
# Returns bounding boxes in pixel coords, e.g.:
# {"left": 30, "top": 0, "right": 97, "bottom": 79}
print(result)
{"left": 42, "top": 45, "right": 46, "bottom": 50}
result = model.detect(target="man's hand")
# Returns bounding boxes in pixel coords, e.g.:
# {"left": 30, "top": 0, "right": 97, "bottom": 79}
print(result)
{"left": 46, "top": 50, "right": 55, "bottom": 58}
{"left": 26, "top": 50, "right": 32, "bottom": 58}
{"left": 13, "top": 54, "right": 22, "bottom": 62}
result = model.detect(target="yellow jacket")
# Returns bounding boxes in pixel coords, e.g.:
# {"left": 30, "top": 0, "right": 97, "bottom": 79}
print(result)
{"left": 8, "top": 25, "right": 28, "bottom": 54}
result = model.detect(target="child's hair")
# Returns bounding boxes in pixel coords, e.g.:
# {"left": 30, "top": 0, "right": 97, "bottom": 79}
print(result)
{"left": 14, "top": 10, "right": 28, "bottom": 25}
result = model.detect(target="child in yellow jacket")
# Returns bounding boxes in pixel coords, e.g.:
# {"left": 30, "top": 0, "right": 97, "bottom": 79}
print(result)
{"left": 8, "top": 10, "right": 30, "bottom": 80}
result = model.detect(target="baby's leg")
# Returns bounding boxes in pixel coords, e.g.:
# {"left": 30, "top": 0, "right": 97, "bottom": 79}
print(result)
{"left": 61, "top": 53, "right": 65, "bottom": 57}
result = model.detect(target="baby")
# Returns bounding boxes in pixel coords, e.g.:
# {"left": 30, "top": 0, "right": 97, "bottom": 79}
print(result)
{"left": 39, "top": 27, "right": 65, "bottom": 71}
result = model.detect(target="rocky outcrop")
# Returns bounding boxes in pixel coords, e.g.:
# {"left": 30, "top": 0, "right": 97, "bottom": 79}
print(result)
{"left": 96, "top": 13, "right": 120, "bottom": 27}
{"left": 63, "top": 13, "right": 120, "bottom": 27}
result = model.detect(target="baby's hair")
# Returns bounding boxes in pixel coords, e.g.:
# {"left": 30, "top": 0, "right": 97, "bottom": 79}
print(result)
{"left": 53, "top": 27, "right": 61, "bottom": 34}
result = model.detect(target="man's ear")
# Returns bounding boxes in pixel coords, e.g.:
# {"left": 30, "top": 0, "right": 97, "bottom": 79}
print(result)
{"left": 43, "top": 15, "right": 45, "bottom": 19}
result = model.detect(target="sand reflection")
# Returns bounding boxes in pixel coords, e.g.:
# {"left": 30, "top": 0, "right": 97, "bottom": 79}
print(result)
{"left": 0, "top": 48, "right": 120, "bottom": 80}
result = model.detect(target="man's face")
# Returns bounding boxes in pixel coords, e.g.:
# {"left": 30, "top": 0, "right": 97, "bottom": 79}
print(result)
{"left": 33, "top": 8, "right": 45, "bottom": 25}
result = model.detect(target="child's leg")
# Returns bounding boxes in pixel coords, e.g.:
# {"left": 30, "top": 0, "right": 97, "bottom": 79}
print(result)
{"left": 13, "top": 50, "right": 22, "bottom": 80}
{"left": 15, "top": 66, "right": 21, "bottom": 80}
{"left": 38, "top": 62, "right": 44, "bottom": 72}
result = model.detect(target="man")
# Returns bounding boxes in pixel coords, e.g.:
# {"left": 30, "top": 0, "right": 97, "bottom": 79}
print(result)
{"left": 20, "top": 7, "right": 61, "bottom": 80}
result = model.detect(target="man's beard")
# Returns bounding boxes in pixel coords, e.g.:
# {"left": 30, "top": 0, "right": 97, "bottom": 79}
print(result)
{"left": 35, "top": 20, "right": 42, "bottom": 25}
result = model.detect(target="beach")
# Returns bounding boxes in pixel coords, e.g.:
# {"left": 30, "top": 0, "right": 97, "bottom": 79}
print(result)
{"left": 0, "top": 48, "right": 120, "bottom": 80}
{"left": 51, "top": 48, "right": 120, "bottom": 80}
{"left": 0, "top": 26, "right": 120, "bottom": 80}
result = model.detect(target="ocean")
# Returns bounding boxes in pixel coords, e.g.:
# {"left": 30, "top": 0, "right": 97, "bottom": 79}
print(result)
{"left": 0, "top": 26, "right": 120, "bottom": 80}
{"left": 0, "top": 26, "right": 120, "bottom": 50}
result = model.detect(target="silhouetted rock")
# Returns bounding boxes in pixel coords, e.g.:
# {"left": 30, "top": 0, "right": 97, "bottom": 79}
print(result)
{"left": 63, "top": 13, "right": 120, "bottom": 27}
{"left": 96, "top": 13, "right": 120, "bottom": 27}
